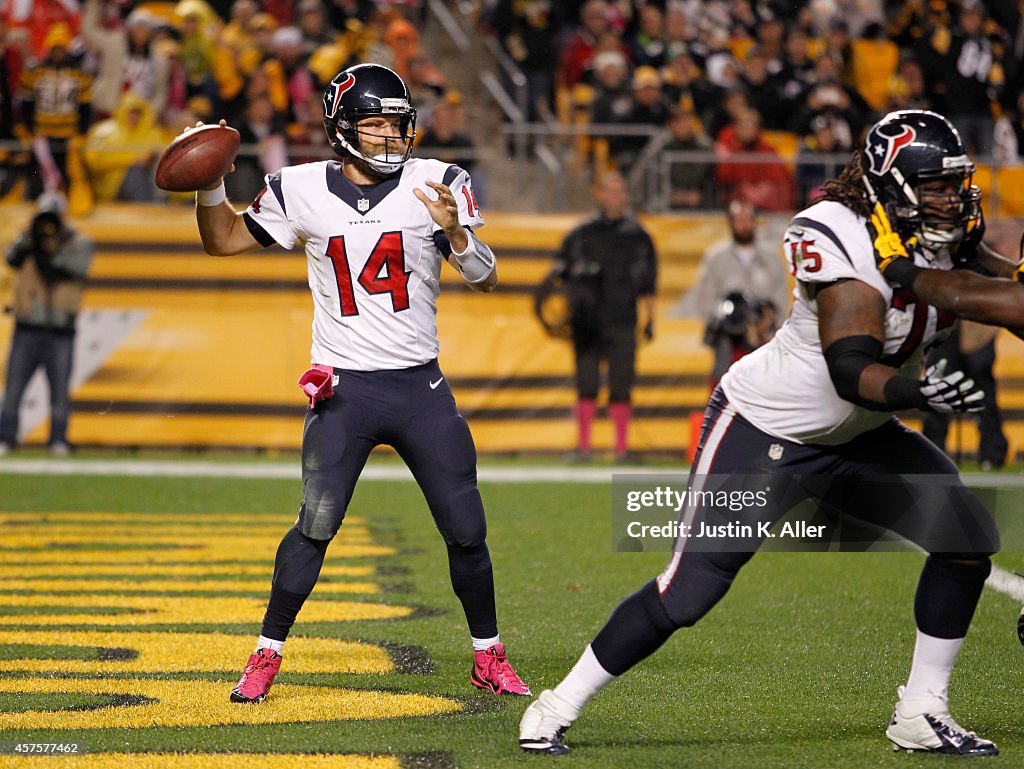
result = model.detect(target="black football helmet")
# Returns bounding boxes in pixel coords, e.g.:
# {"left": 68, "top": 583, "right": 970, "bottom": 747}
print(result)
{"left": 322, "top": 63, "right": 417, "bottom": 174}
{"left": 862, "top": 110, "right": 981, "bottom": 252}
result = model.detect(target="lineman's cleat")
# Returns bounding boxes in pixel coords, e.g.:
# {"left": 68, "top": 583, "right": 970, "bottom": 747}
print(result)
{"left": 886, "top": 686, "right": 998, "bottom": 756}
{"left": 472, "top": 643, "right": 531, "bottom": 696}
{"left": 230, "top": 648, "right": 282, "bottom": 703}
{"left": 519, "top": 689, "right": 577, "bottom": 755}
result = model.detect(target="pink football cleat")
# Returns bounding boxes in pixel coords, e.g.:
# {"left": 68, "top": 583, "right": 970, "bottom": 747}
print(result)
{"left": 471, "top": 643, "right": 531, "bottom": 696}
{"left": 230, "top": 648, "right": 282, "bottom": 703}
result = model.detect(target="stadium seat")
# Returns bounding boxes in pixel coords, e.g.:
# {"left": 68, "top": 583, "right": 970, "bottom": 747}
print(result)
{"left": 852, "top": 39, "right": 898, "bottom": 110}
{"left": 996, "top": 166, "right": 1024, "bottom": 217}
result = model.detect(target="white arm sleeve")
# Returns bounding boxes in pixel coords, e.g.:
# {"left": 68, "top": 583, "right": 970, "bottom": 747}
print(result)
{"left": 450, "top": 229, "right": 495, "bottom": 284}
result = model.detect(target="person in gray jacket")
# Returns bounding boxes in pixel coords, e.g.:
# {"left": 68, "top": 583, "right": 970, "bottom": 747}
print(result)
{"left": 0, "top": 202, "right": 92, "bottom": 455}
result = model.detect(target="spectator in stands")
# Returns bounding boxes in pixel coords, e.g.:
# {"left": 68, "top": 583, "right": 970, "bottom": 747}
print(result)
{"left": 739, "top": 45, "right": 788, "bottom": 130}
{"left": 662, "top": 47, "right": 718, "bottom": 123}
{"left": 418, "top": 90, "right": 478, "bottom": 176}
{"left": 0, "top": 198, "right": 93, "bottom": 456}
{"left": 704, "top": 86, "right": 750, "bottom": 144}
{"left": 83, "top": 92, "right": 166, "bottom": 202}
{"left": 612, "top": 65, "right": 670, "bottom": 172}
{"left": 5, "top": 0, "right": 81, "bottom": 60}
{"left": 883, "top": 55, "right": 932, "bottom": 112}
{"left": 795, "top": 112, "right": 848, "bottom": 208}
{"left": 752, "top": 14, "right": 786, "bottom": 72}
{"left": 658, "top": 104, "right": 714, "bottom": 210}
{"left": 790, "top": 52, "right": 869, "bottom": 138}
{"left": 588, "top": 48, "right": 631, "bottom": 143}
{"left": 384, "top": 14, "right": 420, "bottom": 82}
{"left": 630, "top": 4, "right": 666, "bottom": 68}
{"left": 822, "top": 19, "right": 855, "bottom": 87}
{"left": 675, "top": 198, "right": 789, "bottom": 386}
{"left": 560, "top": 0, "right": 611, "bottom": 89}
{"left": 714, "top": 107, "right": 794, "bottom": 211}
{"left": 778, "top": 24, "right": 814, "bottom": 106}
{"left": 0, "top": 18, "right": 29, "bottom": 198}
{"left": 19, "top": 23, "right": 92, "bottom": 196}
{"left": 296, "top": 1, "right": 335, "bottom": 57}
{"left": 662, "top": 7, "right": 694, "bottom": 63}
{"left": 285, "top": 92, "right": 331, "bottom": 164}
{"left": 82, "top": 3, "right": 169, "bottom": 120}
{"left": 225, "top": 93, "right": 287, "bottom": 201}
{"left": 923, "top": 322, "right": 1008, "bottom": 471}
{"left": 176, "top": 0, "right": 220, "bottom": 107}
{"left": 935, "top": 0, "right": 998, "bottom": 157}
{"left": 265, "top": 26, "right": 317, "bottom": 126}
{"left": 486, "top": 0, "right": 562, "bottom": 122}
{"left": 550, "top": 172, "right": 657, "bottom": 463}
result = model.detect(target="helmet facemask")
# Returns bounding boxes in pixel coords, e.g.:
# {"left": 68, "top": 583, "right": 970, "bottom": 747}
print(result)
{"left": 330, "top": 106, "right": 416, "bottom": 175}
{"left": 888, "top": 164, "right": 981, "bottom": 253}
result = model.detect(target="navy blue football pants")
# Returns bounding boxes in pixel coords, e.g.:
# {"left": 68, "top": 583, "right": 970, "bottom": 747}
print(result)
{"left": 590, "top": 387, "right": 998, "bottom": 676}
{"left": 261, "top": 359, "right": 497, "bottom": 641}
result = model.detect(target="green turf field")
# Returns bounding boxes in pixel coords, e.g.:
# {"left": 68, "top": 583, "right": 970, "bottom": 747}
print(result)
{"left": 2, "top": 462, "right": 1024, "bottom": 768}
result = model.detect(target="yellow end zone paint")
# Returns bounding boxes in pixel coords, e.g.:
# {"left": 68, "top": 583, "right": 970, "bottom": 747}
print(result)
{"left": 0, "top": 563, "right": 375, "bottom": 579}
{"left": 0, "top": 678, "right": 460, "bottom": 729}
{"left": 0, "top": 595, "right": 411, "bottom": 626}
{"left": 0, "top": 579, "right": 381, "bottom": 595}
{"left": 0, "top": 631, "right": 393, "bottom": 675}
{"left": 0, "top": 754, "right": 401, "bottom": 769}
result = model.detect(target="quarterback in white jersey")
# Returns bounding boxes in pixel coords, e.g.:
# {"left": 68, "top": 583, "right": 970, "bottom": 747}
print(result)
{"left": 244, "top": 156, "right": 484, "bottom": 371}
{"left": 520, "top": 111, "right": 1005, "bottom": 758}
{"left": 188, "top": 63, "right": 530, "bottom": 705}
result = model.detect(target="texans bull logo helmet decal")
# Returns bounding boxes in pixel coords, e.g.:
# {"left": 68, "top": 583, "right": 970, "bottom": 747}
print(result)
{"left": 323, "top": 73, "right": 356, "bottom": 120}
{"left": 866, "top": 123, "right": 917, "bottom": 177}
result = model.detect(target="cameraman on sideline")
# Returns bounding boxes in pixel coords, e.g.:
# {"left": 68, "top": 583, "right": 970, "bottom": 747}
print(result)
{"left": 0, "top": 200, "right": 93, "bottom": 456}
{"left": 674, "top": 199, "right": 791, "bottom": 387}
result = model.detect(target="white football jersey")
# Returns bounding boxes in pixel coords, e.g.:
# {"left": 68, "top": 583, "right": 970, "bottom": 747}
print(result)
{"left": 721, "top": 200, "right": 956, "bottom": 445}
{"left": 243, "top": 158, "right": 485, "bottom": 370}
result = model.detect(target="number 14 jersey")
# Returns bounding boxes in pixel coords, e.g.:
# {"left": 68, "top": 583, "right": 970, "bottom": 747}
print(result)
{"left": 243, "top": 158, "right": 484, "bottom": 371}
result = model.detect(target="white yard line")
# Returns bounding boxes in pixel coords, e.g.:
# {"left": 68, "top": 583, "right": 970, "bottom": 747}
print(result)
{"left": 0, "top": 458, "right": 657, "bottom": 483}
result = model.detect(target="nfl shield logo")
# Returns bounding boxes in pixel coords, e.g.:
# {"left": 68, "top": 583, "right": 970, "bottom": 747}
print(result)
{"left": 357, "top": 197, "right": 369, "bottom": 213}
{"left": 768, "top": 443, "right": 784, "bottom": 461}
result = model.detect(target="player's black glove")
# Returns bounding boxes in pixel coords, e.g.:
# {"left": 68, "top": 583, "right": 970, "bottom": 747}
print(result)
{"left": 868, "top": 203, "right": 920, "bottom": 287}
{"left": 919, "top": 359, "right": 985, "bottom": 414}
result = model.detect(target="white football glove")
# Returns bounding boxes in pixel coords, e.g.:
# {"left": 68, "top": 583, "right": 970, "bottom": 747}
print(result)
{"left": 920, "top": 359, "right": 985, "bottom": 414}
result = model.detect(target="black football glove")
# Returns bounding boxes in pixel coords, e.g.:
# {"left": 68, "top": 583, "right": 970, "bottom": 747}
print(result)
{"left": 919, "top": 359, "right": 985, "bottom": 414}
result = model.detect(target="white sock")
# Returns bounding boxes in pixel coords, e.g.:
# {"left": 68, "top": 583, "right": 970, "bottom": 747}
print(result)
{"left": 257, "top": 635, "right": 285, "bottom": 654}
{"left": 552, "top": 645, "right": 616, "bottom": 718}
{"left": 900, "top": 630, "right": 964, "bottom": 713}
{"left": 472, "top": 634, "right": 500, "bottom": 652}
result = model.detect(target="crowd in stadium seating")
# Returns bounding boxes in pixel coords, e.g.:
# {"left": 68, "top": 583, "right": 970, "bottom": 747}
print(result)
{"left": 0, "top": 0, "right": 1020, "bottom": 211}
{"left": 484, "top": 0, "right": 1020, "bottom": 211}
{"left": 0, "top": 0, "right": 456, "bottom": 205}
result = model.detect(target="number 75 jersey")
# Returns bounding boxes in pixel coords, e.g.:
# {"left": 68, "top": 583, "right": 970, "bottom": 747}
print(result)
{"left": 720, "top": 200, "right": 955, "bottom": 445}
{"left": 242, "top": 158, "right": 484, "bottom": 370}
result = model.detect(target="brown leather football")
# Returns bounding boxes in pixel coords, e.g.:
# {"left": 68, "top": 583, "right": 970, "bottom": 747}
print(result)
{"left": 155, "top": 125, "right": 240, "bottom": 192}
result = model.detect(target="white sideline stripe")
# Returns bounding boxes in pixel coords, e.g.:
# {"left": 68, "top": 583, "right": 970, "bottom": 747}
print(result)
{"left": 986, "top": 565, "right": 1024, "bottom": 603}
{"left": 0, "top": 458, "right": 666, "bottom": 483}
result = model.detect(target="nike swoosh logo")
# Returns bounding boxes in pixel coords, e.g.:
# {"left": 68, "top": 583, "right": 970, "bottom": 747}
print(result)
{"left": 430, "top": 378, "right": 444, "bottom": 389}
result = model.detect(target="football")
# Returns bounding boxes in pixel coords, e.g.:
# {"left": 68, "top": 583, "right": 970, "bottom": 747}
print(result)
{"left": 155, "top": 125, "right": 240, "bottom": 192}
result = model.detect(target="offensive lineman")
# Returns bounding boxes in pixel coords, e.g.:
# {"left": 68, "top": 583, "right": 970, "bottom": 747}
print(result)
{"left": 187, "top": 63, "right": 530, "bottom": 703}
{"left": 520, "top": 110, "right": 1003, "bottom": 756}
